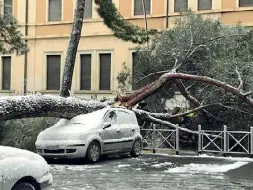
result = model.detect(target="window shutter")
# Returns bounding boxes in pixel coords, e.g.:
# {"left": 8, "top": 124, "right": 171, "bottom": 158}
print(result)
{"left": 134, "top": 0, "right": 151, "bottom": 15}
{"left": 80, "top": 54, "right": 91, "bottom": 90}
{"left": 174, "top": 0, "right": 188, "bottom": 12}
{"left": 2, "top": 57, "right": 11, "bottom": 90}
{"left": 239, "top": 0, "right": 253, "bottom": 7}
{"left": 47, "top": 55, "right": 61, "bottom": 90}
{"left": 132, "top": 52, "right": 138, "bottom": 90}
{"left": 48, "top": 0, "right": 62, "bottom": 22}
{"left": 84, "top": 0, "right": 92, "bottom": 19}
{"left": 4, "top": 0, "right": 13, "bottom": 17}
{"left": 99, "top": 54, "right": 111, "bottom": 90}
{"left": 198, "top": 0, "right": 212, "bottom": 10}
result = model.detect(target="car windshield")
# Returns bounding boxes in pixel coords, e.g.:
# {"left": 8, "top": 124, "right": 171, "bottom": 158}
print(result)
{"left": 68, "top": 107, "right": 110, "bottom": 125}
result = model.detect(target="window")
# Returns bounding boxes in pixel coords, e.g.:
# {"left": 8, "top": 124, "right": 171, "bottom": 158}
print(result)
{"left": 117, "top": 111, "right": 131, "bottom": 124}
{"left": 99, "top": 53, "right": 111, "bottom": 90}
{"left": 132, "top": 52, "right": 138, "bottom": 90}
{"left": 104, "top": 111, "right": 117, "bottom": 123}
{"left": 84, "top": 0, "right": 92, "bottom": 19}
{"left": 239, "top": 0, "right": 253, "bottom": 7}
{"left": 46, "top": 55, "right": 61, "bottom": 90}
{"left": 198, "top": 0, "right": 212, "bottom": 10}
{"left": 174, "top": 0, "right": 188, "bottom": 12}
{"left": 2, "top": 57, "right": 11, "bottom": 90}
{"left": 48, "top": 0, "right": 62, "bottom": 22}
{"left": 4, "top": 0, "right": 13, "bottom": 17}
{"left": 134, "top": 0, "right": 151, "bottom": 15}
{"left": 80, "top": 54, "right": 91, "bottom": 90}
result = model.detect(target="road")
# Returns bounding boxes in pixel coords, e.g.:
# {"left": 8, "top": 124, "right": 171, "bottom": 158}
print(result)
{"left": 50, "top": 154, "right": 253, "bottom": 190}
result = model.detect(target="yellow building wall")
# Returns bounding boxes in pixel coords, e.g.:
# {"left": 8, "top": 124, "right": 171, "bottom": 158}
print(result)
{"left": 3, "top": 0, "right": 253, "bottom": 98}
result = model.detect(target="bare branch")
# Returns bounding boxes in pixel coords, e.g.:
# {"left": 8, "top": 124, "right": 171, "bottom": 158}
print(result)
{"left": 235, "top": 66, "right": 243, "bottom": 91}
{"left": 244, "top": 91, "right": 253, "bottom": 97}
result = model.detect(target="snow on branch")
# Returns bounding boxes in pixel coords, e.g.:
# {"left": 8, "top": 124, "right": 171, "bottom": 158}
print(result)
{"left": 0, "top": 95, "right": 109, "bottom": 121}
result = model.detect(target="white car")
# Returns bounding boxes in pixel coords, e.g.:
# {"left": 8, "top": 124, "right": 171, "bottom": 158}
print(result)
{"left": 0, "top": 146, "right": 53, "bottom": 190}
{"left": 35, "top": 107, "right": 142, "bottom": 162}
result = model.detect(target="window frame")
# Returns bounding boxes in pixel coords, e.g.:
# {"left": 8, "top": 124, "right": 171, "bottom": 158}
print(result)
{"left": 132, "top": 0, "right": 152, "bottom": 16}
{"left": 46, "top": 0, "right": 63, "bottom": 22}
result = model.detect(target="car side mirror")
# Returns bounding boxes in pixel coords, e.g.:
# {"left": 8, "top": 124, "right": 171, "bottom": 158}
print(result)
{"left": 103, "top": 122, "right": 111, "bottom": 129}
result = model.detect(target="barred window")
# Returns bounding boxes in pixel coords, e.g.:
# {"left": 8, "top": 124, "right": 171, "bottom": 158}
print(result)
{"left": 134, "top": 0, "right": 151, "bottom": 15}
{"left": 48, "top": 0, "right": 62, "bottom": 22}
{"left": 174, "top": 0, "right": 188, "bottom": 12}
{"left": 47, "top": 55, "right": 61, "bottom": 90}
{"left": 2, "top": 57, "right": 11, "bottom": 90}
{"left": 198, "top": 0, "right": 212, "bottom": 11}
{"left": 99, "top": 54, "right": 111, "bottom": 90}
{"left": 80, "top": 54, "right": 92, "bottom": 90}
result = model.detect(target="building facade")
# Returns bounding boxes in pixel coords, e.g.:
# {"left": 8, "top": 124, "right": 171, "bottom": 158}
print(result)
{"left": 1, "top": 0, "right": 253, "bottom": 99}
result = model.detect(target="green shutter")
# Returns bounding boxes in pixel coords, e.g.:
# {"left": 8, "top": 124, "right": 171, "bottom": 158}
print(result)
{"left": 198, "top": 0, "right": 212, "bottom": 10}
{"left": 48, "top": 0, "right": 62, "bottom": 22}
{"left": 99, "top": 54, "right": 111, "bottom": 90}
{"left": 80, "top": 54, "right": 92, "bottom": 90}
{"left": 2, "top": 57, "right": 11, "bottom": 90}
{"left": 47, "top": 55, "right": 61, "bottom": 90}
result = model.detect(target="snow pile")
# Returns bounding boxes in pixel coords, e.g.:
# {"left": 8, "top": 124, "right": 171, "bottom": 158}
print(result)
{"left": 151, "top": 162, "right": 172, "bottom": 168}
{"left": 165, "top": 161, "right": 248, "bottom": 174}
{"left": 117, "top": 164, "right": 131, "bottom": 168}
{"left": 0, "top": 146, "right": 50, "bottom": 182}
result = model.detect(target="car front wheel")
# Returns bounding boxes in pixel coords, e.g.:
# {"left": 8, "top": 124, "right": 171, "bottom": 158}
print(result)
{"left": 130, "top": 139, "right": 142, "bottom": 157}
{"left": 86, "top": 141, "right": 101, "bottom": 162}
{"left": 12, "top": 182, "right": 36, "bottom": 190}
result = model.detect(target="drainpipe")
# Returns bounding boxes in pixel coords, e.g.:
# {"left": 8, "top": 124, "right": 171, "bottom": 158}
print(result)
{"left": 141, "top": 0, "right": 149, "bottom": 49}
{"left": 24, "top": 0, "right": 29, "bottom": 95}
{"left": 166, "top": 0, "right": 169, "bottom": 28}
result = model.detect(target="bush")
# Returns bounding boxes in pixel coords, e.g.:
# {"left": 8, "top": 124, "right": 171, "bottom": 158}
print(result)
{"left": 0, "top": 117, "right": 59, "bottom": 152}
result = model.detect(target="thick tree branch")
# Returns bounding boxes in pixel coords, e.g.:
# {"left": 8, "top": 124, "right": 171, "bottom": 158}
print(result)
{"left": 119, "top": 73, "right": 253, "bottom": 109}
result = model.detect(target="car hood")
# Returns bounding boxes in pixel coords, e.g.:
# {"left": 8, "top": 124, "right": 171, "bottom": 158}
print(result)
{"left": 0, "top": 146, "right": 50, "bottom": 181}
{"left": 37, "top": 123, "right": 99, "bottom": 141}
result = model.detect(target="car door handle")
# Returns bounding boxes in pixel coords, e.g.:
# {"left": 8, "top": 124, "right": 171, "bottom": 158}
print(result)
{"left": 117, "top": 130, "right": 120, "bottom": 133}
{"left": 132, "top": 129, "right": 135, "bottom": 131}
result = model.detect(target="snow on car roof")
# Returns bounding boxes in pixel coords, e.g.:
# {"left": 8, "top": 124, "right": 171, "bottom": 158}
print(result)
{"left": 0, "top": 146, "right": 50, "bottom": 181}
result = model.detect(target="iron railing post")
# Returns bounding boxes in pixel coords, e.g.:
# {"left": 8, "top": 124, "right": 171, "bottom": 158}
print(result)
{"left": 223, "top": 125, "right": 227, "bottom": 155}
{"left": 176, "top": 125, "right": 179, "bottom": 155}
{"left": 251, "top": 127, "right": 253, "bottom": 154}
{"left": 152, "top": 124, "right": 156, "bottom": 153}
{"left": 198, "top": 125, "right": 202, "bottom": 154}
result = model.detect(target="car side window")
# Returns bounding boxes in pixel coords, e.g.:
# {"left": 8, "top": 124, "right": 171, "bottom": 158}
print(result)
{"left": 104, "top": 111, "right": 117, "bottom": 124}
{"left": 117, "top": 111, "right": 131, "bottom": 124}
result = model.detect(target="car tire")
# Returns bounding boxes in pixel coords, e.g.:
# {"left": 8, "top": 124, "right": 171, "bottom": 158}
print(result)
{"left": 12, "top": 182, "right": 36, "bottom": 190}
{"left": 130, "top": 138, "right": 142, "bottom": 157}
{"left": 86, "top": 141, "right": 101, "bottom": 162}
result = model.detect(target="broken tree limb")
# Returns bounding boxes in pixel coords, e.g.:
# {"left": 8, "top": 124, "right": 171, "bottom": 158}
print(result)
{"left": 119, "top": 73, "right": 253, "bottom": 109}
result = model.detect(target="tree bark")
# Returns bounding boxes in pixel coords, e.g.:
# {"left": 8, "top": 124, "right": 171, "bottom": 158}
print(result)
{"left": 0, "top": 95, "right": 108, "bottom": 120}
{"left": 60, "top": 0, "right": 85, "bottom": 97}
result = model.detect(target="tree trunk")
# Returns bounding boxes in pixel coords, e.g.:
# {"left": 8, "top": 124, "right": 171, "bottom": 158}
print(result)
{"left": 0, "top": 95, "right": 108, "bottom": 120}
{"left": 60, "top": 0, "right": 85, "bottom": 97}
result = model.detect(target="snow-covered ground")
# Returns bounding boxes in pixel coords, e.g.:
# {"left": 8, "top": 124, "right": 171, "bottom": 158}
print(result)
{"left": 50, "top": 154, "right": 253, "bottom": 190}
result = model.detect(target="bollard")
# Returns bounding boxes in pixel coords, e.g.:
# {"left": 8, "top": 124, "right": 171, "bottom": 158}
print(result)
{"left": 176, "top": 125, "right": 179, "bottom": 155}
{"left": 152, "top": 124, "right": 156, "bottom": 154}
{"left": 198, "top": 125, "right": 202, "bottom": 154}
{"left": 223, "top": 125, "right": 227, "bottom": 155}
{"left": 251, "top": 127, "right": 253, "bottom": 154}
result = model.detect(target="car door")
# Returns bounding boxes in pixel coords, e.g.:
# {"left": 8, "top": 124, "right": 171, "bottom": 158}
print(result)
{"left": 117, "top": 111, "right": 135, "bottom": 150}
{"left": 101, "top": 111, "right": 122, "bottom": 152}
